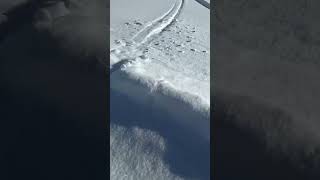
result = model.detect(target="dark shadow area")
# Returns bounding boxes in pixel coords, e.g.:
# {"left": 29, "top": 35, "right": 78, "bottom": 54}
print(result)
{"left": 212, "top": 90, "right": 320, "bottom": 180}
{"left": 212, "top": 0, "right": 320, "bottom": 179}
{"left": 0, "top": 1, "right": 38, "bottom": 42}
{"left": 0, "top": 1, "right": 109, "bottom": 179}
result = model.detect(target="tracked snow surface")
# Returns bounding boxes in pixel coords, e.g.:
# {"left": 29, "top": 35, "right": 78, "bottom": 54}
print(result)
{"left": 110, "top": 0, "right": 210, "bottom": 179}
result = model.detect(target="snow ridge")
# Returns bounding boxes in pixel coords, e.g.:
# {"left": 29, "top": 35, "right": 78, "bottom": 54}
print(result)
{"left": 110, "top": 0, "right": 210, "bottom": 179}
{"left": 110, "top": 0, "right": 210, "bottom": 142}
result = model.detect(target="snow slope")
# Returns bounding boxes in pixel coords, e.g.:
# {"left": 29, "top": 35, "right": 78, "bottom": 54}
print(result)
{"left": 110, "top": 0, "right": 210, "bottom": 179}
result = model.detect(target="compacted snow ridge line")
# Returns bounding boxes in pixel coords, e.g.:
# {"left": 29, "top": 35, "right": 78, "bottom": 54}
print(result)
{"left": 109, "top": 0, "right": 184, "bottom": 74}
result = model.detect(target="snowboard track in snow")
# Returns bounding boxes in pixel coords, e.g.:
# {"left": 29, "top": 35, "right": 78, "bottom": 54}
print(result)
{"left": 110, "top": 0, "right": 185, "bottom": 74}
{"left": 131, "top": 0, "right": 185, "bottom": 45}
{"left": 194, "top": 0, "right": 210, "bottom": 9}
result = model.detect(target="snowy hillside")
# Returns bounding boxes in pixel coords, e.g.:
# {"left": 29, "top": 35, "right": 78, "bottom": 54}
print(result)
{"left": 110, "top": 0, "right": 210, "bottom": 179}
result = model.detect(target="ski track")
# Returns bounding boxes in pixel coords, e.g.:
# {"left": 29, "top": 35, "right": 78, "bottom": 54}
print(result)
{"left": 132, "top": 0, "right": 184, "bottom": 45}
{"left": 194, "top": 0, "right": 210, "bottom": 9}
{"left": 110, "top": 0, "right": 184, "bottom": 73}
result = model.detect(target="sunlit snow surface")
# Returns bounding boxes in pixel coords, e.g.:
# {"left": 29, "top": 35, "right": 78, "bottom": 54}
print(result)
{"left": 110, "top": 0, "right": 210, "bottom": 179}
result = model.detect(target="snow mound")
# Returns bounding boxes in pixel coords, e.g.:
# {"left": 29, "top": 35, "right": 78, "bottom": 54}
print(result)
{"left": 110, "top": 76, "right": 210, "bottom": 179}
{"left": 110, "top": 0, "right": 210, "bottom": 179}
{"left": 111, "top": 59, "right": 210, "bottom": 140}
{"left": 110, "top": 49, "right": 210, "bottom": 179}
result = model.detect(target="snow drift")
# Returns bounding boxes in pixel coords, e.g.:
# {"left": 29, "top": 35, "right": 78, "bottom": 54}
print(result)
{"left": 110, "top": 0, "right": 210, "bottom": 179}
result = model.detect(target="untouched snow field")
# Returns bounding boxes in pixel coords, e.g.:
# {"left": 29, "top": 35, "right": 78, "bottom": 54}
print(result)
{"left": 110, "top": 0, "right": 210, "bottom": 179}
